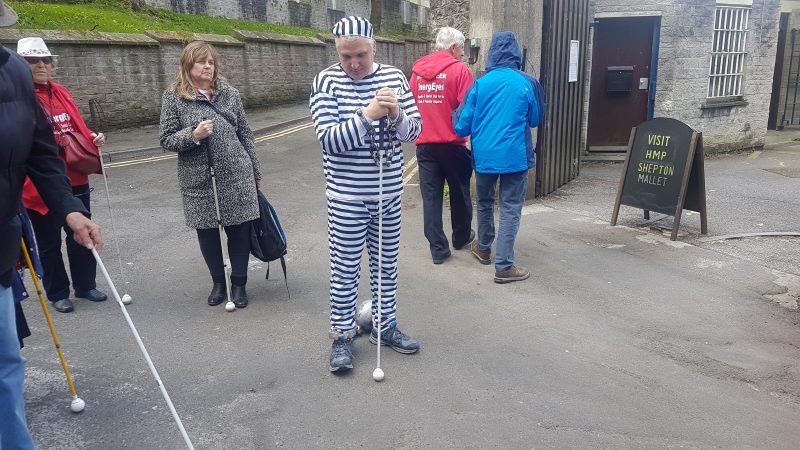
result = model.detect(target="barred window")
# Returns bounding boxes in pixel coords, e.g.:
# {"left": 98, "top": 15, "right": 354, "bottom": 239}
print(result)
{"left": 707, "top": 6, "right": 750, "bottom": 98}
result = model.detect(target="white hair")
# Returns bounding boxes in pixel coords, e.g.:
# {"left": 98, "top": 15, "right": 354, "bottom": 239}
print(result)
{"left": 335, "top": 35, "right": 375, "bottom": 46}
{"left": 435, "top": 27, "right": 465, "bottom": 51}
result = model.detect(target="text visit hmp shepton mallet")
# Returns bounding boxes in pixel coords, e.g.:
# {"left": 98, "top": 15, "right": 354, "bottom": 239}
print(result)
{"left": 611, "top": 117, "right": 708, "bottom": 240}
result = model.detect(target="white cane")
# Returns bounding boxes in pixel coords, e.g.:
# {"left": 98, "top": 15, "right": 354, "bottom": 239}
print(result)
{"left": 205, "top": 141, "right": 236, "bottom": 312}
{"left": 372, "top": 116, "right": 388, "bottom": 382}
{"left": 92, "top": 247, "right": 195, "bottom": 449}
{"left": 97, "top": 148, "right": 133, "bottom": 305}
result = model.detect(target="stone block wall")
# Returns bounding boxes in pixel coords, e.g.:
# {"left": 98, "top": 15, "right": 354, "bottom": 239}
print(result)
{"left": 145, "top": 0, "right": 426, "bottom": 33}
{"left": 0, "top": 29, "right": 428, "bottom": 129}
{"left": 429, "top": 0, "right": 469, "bottom": 37}
{"left": 589, "top": 0, "right": 781, "bottom": 152}
{"left": 149, "top": 0, "right": 283, "bottom": 22}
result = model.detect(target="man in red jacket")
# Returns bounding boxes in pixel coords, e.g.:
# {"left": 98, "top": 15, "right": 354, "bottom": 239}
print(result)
{"left": 410, "top": 27, "right": 475, "bottom": 264}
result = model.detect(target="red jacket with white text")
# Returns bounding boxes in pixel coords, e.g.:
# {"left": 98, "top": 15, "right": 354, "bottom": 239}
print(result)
{"left": 410, "top": 51, "right": 474, "bottom": 145}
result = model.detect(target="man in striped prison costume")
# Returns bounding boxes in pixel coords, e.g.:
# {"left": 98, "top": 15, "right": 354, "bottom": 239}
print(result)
{"left": 310, "top": 16, "right": 423, "bottom": 373}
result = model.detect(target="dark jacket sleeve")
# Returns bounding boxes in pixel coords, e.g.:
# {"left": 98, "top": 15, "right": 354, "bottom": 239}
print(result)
{"left": 0, "top": 49, "right": 87, "bottom": 286}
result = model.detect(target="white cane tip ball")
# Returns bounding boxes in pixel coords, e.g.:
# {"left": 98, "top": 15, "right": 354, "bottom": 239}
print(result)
{"left": 225, "top": 302, "right": 236, "bottom": 312}
{"left": 372, "top": 368, "right": 385, "bottom": 382}
{"left": 70, "top": 398, "right": 85, "bottom": 413}
{"left": 121, "top": 294, "right": 132, "bottom": 305}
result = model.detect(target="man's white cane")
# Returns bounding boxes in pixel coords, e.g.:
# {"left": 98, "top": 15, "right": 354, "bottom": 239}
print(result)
{"left": 372, "top": 116, "right": 387, "bottom": 382}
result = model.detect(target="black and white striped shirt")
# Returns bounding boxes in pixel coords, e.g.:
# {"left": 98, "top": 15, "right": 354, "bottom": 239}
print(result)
{"left": 310, "top": 63, "right": 422, "bottom": 201}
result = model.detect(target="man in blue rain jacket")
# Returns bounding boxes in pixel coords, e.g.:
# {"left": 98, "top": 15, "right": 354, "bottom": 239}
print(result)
{"left": 453, "top": 31, "right": 541, "bottom": 284}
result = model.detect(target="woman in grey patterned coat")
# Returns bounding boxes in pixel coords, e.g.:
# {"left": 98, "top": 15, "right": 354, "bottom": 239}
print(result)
{"left": 159, "top": 41, "right": 261, "bottom": 308}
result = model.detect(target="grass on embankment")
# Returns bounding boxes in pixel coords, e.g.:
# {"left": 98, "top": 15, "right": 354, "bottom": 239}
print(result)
{"left": 7, "top": 0, "right": 326, "bottom": 37}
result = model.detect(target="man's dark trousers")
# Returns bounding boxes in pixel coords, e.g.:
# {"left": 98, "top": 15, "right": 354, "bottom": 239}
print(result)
{"left": 416, "top": 143, "right": 473, "bottom": 261}
{"left": 27, "top": 184, "right": 96, "bottom": 302}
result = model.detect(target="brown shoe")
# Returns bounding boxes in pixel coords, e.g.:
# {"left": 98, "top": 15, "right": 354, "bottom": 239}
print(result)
{"left": 494, "top": 266, "right": 530, "bottom": 284}
{"left": 471, "top": 241, "right": 491, "bottom": 265}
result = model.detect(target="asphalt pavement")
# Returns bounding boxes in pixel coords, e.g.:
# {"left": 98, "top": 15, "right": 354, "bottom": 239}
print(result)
{"left": 18, "top": 106, "right": 800, "bottom": 449}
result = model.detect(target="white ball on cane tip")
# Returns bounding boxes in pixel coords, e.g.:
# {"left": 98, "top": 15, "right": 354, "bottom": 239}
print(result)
{"left": 225, "top": 302, "right": 236, "bottom": 312}
{"left": 372, "top": 368, "right": 384, "bottom": 382}
{"left": 70, "top": 397, "right": 85, "bottom": 413}
{"left": 121, "top": 294, "right": 132, "bottom": 305}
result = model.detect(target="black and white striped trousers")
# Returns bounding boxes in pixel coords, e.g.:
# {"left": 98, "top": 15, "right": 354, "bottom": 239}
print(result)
{"left": 328, "top": 195, "right": 402, "bottom": 333}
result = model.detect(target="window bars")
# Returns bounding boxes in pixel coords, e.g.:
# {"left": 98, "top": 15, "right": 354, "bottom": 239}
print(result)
{"left": 708, "top": 6, "right": 750, "bottom": 98}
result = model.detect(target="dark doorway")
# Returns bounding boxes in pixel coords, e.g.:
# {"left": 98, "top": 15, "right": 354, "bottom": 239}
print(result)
{"left": 587, "top": 16, "right": 660, "bottom": 151}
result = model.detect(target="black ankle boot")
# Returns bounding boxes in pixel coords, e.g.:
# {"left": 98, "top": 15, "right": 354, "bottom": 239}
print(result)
{"left": 208, "top": 282, "right": 226, "bottom": 306}
{"left": 232, "top": 284, "right": 248, "bottom": 308}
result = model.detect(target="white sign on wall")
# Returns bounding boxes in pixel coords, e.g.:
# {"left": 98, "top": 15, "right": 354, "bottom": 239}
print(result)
{"left": 568, "top": 40, "right": 579, "bottom": 83}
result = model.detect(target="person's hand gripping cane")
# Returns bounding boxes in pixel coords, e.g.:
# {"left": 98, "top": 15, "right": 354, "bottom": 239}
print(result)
{"left": 192, "top": 119, "right": 214, "bottom": 141}
{"left": 65, "top": 213, "right": 104, "bottom": 252}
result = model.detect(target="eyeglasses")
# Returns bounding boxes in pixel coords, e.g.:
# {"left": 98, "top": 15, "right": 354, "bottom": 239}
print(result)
{"left": 24, "top": 56, "right": 53, "bottom": 65}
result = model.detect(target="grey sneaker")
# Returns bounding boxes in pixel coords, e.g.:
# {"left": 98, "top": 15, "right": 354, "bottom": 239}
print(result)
{"left": 471, "top": 241, "right": 491, "bottom": 265}
{"left": 494, "top": 266, "right": 530, "bottom": 284}
{"left": 369, "top": 321, "right": 420, "bottom": 354}
{"left": 329, "top": 336, "right": 354, "bottom": 372}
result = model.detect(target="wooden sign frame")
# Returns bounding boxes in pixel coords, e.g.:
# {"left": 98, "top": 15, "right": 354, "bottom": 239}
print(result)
{"left": 611, "top": 120, "right": 708, "bottom": 241}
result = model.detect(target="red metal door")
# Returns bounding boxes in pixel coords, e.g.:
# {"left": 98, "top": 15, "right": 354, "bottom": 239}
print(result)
{"left": 587, "top": 17, "right": 656, "bottom": 151}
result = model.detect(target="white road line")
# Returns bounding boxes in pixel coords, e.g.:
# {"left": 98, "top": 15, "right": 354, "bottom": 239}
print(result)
{"left": 105, "top": 154, "right": 177, "bottom": 168}
{"left": 403, "top": 155, "right": 418, "bottom": 186}
{"left": 254, "top": 123, "right": 314, "bottom": 142}
{"left": 106, "top": 122, "right": 314, "bottom": 168}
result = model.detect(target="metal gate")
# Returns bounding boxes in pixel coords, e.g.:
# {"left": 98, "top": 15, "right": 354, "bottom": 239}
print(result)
{"left": 536, "top": 0, "right": 589, "bottom": 196}
{"left": 776, "top": 24, "right": 800, "bottom": 130}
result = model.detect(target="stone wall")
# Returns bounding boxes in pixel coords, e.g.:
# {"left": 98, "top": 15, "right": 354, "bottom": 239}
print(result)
{"left": 460, "top": 0, "right": 542, "bottom": 77}
{"left": 144, "top": 0, "right": 427, "bottom": 33}
{"left": 0, "top": 29, "right": 428, "bottom": 130}
{"left": 429, "top": 0, "right": 469, "bottom": 35}
{"left": 589, "top": 0, "right": 782, "bottom": 152}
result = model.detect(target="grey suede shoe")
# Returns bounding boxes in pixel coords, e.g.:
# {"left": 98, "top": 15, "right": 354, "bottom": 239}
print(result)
{"left": 494, "top": 266, "right": 530, "bottom": 284}
{"left": 471, "top": 241, "right": 491, "bottom": 265}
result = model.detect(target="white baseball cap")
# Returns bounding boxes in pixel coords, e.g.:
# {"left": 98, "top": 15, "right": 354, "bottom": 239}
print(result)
{"left": 17, "top": 37, "right": 57, "bottom": 57}
{"left": 0, "top": 1, "right": 18, "bottom": 27}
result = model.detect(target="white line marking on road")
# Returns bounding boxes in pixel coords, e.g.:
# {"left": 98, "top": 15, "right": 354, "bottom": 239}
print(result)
{"left": 254, "top": 123, "right": 314, "bottom": 142}
{"left": 748, "top": 151, "right": 762, "bottom": 159}
{"left": 105, "top": 154, "right": 177, "bottom": 168}
{"left": 106, "top": 123, "right": 315, "bottom": 168}
{"left": 403, "top": 155, "right": 418, "bottom": 186}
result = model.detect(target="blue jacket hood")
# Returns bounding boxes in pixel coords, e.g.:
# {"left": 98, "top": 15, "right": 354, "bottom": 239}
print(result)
{"left": 486, "top": 31, "right": 521, "bottom": 71}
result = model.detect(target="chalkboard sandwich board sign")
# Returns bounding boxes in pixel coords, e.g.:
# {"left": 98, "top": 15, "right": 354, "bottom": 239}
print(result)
{"left": 611, "top": 117, "right": 708, "bottom": 240}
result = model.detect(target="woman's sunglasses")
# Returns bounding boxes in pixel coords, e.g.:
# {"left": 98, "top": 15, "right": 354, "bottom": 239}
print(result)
{"left": 24, "top": 56, "right": 53, "bottom": 65}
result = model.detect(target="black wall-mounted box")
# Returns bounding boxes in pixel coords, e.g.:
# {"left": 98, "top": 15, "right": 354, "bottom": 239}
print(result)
{"left": 606, "top": 66, "right": 633, "bottom": 93}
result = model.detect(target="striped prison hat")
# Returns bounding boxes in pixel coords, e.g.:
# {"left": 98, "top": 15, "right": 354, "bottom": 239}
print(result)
{"left": 332, "top": 16, "right": 373, "bottom": 39}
